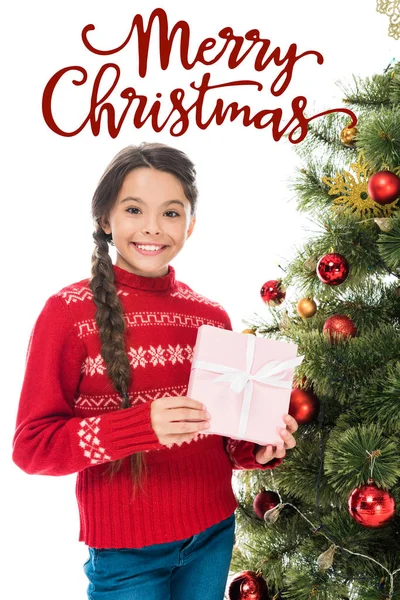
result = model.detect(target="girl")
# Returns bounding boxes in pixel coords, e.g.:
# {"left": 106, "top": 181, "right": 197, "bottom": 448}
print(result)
{"left": 12, "top": 142, "right": 298, "bottom": 600}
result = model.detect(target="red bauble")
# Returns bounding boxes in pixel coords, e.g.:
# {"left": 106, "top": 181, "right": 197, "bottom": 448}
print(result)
{"left": 348, "top": 479, "right": 396, "bottom": 528}
{"left": 316, "top": 253, "right": 349, "bottom": 286}
{"left": 253, "top": 490, "right": 280, "bottom": 519}
{"left": 229, "top": 571, "right": 269, "bottom": 600}
{"left": 289, "top": 388, "right": 320, "bottom": 424}
{"left": 323, "top": 314, "right": 357, "bottom": 343}
{"left": 368, "top": 171, "right": 400, "bottom": 205}
{"left": 241, "top": 579, "right": 261, "bottom": 600}
{"left": 260, "top": 279, "right": 286, "bottom": 306}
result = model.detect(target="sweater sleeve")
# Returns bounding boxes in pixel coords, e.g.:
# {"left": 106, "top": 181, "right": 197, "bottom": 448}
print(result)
{"left": 219, "top": 309, "right": 283, "bottom": 471}
{"left": 12, "top": 294, "right": 165, "bottom": 477}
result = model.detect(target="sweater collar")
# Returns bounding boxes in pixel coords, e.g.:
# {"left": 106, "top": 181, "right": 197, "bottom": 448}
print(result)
{"left": 112, "top": 263, "right": 176, "bottom": 292}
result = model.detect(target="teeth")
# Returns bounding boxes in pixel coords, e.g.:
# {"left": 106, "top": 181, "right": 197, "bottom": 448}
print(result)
{"left": 136, "top": 244, "right": 164, "bottom": 251}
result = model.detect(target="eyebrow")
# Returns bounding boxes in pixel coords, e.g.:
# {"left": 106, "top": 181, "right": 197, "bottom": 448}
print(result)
{"left": 120, "top": 196, "right": 186, "bottom": 208}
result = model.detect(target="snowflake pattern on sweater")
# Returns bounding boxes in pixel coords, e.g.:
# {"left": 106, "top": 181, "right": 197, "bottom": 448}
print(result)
{"left": 77, "top": 417, "right": 112, "bottom": 464}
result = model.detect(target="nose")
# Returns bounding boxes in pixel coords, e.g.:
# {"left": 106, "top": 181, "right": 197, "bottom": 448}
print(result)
{"left": 142, "top": 215, "right": 161, "bottom": 235}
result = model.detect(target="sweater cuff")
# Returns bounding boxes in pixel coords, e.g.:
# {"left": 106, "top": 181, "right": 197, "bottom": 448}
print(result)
{"left": 101, "top": 401, "right": 165, "bottom": 460}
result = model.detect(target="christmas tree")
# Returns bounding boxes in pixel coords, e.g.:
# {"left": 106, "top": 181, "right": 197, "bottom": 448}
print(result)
{"left": 228, "top": 62, "right": 400, "bottom": 600}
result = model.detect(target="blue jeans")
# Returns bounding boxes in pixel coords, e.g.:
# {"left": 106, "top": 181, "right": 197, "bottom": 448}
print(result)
{"left": 83, "top": 513, "right": 235, "bottom": 599}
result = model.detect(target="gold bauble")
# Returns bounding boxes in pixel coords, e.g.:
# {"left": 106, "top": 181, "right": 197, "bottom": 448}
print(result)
{"left": 297, "top": 298, "right": 317, "bottom": 318}
{"left": 242, "top": 328, "right": 256, "bottom": 335}
{"left": 340, "top": 125, "right": 358, "bottom": 147}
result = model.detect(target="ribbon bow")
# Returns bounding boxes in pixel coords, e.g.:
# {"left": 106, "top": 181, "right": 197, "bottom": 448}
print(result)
{"left": 192, "top": 333, "right": 304, "bottom": 438}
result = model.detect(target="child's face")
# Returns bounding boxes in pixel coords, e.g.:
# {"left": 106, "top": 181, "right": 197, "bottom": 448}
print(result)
{"left": 101, "top": 167, "right": 196, "bottom": 277}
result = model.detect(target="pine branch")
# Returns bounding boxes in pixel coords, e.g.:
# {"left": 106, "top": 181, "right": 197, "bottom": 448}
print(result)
{"left": 324, "top": 423, "right": 400, "bottom": 494}
{"left": 289, "top": 162, "right": 336, "bottom": 214}
{"left": 337, "top": 72, "right": 392, "bottom": 107}
{"left": 389, "top": 62, "right": 400, "bottom": 105}
{"left": 356, "top": 107, "right": 400, "bottom": 170}
{"left": 282, "top": 216, "right": 389, "bottom": 299}
{"left": 378, "top": 214, "right": 400, "bottom": 270}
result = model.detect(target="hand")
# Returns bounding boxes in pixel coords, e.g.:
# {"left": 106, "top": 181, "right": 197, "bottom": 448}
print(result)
{"left": 254, "top": 414, "right": 298, "bottom": 464}
{"left": 150, "top": 396, "right": 210, "bottom": 446}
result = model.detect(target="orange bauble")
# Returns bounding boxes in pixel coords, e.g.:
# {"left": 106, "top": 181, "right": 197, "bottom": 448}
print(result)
{"left": 297, "top": 298, "right": 317, "bottom": 318}
{"left": 289, "top": 388, "right": 320, "bottom": 424}
{"left": 340, "top": 125, "right": 358, "bottom": 147}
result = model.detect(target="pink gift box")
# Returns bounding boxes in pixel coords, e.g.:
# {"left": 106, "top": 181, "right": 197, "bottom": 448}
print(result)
{"left": 187, "top": 325, "right": 304, "bottom": 446}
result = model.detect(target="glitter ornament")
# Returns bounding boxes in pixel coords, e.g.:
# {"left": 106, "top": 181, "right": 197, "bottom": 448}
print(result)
{"left": 289, "top": 388, "right": 320, "bottom": 424}
{"left": 297, "top": 297, "right": 317, "bottom": 318}
{"left": 368, "top": 170, "right": 400, "bottom": 205}
{"left": 377, "top": 0, "right": 400, "bottom": 39}
{"left": 323, "top": 314, "right": 357, "bottom": 343}
{"left": 348, "top": 479, "right": 396, "bottom": 528}
{"left": 228, "top": 571, "right": 269, "bottom": 600}
{"left": 340, "top": 125, "right": 358, "bottom": 147}
{"left": 316, "top": 253, "right": 349, "bottom": 286}
{"left": 253, "top": 490, "right": 280, "bottom": 519}
{"left": 260, "top": 279, "right": 286, "bottom": 306}
{"left": 322, "top": 153, "right": 398, "bottom": 218}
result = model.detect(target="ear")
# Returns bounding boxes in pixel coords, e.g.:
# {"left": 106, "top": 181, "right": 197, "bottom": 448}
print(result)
{"left": 100, "top": 215, "right": 111, "bottom": 235}
{"left": 187, "top": 216, "right": 196, "bottom": 239}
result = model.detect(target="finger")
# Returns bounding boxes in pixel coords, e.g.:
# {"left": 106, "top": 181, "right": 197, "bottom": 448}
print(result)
{"left": 263, "top": 445, "right": 275, "bottom": 461}
{"left": 279, "top": 429, "right": 296, "bottom": 450}
{"left": 170, "top": 408, "right": 209, "bottom": 422}
{"left": 168, "top": 420, "right": 210, "bottom": 434}
{"left": 283, "top": 414, "right": 299, "bottom": 433}
{"left": 257, "top": 445, "right": 274, "bottom": 463}
{"left": 274, "top": 443, "right": 286, "bottom": 459}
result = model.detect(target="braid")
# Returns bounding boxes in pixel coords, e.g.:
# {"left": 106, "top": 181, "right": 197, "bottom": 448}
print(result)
{"left": 89, "top": 225, "right": 148, "bottom": 500}
{"left": 89, "top": 142, "right": 199, "bottom": 501}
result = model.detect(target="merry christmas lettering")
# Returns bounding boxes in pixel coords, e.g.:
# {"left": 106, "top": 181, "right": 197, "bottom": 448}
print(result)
{"left": 42, "top": 8, "right": 357, "bottom": 140}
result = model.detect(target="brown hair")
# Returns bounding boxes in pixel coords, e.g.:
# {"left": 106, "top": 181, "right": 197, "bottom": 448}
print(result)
{"left": 89, "top": 142, "right": 198, "bottom": 498}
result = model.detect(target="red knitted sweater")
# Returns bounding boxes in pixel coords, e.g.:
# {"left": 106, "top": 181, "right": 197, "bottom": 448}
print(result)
{"left": 12, "top": 263, "right": 282, "bottom": 549}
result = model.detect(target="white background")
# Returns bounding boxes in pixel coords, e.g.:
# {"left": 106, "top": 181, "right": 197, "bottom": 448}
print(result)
{"left": 2, "top": 1, "right": 398, "bottom": 598}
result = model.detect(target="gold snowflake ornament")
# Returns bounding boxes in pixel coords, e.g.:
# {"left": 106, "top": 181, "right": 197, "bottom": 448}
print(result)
{"left": 322, "top": 153, "right": 399, "bottom": 218}
{"left": 376, "top": 0, "right": 400, "bottom": 40}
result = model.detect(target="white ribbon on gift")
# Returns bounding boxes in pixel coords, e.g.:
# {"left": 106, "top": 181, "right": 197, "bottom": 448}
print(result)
{"left": 192, "top": 333, "right": 304, "bottom": 439}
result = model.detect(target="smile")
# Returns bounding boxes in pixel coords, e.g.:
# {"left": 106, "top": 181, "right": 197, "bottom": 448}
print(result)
{"left": 132, "top": 242, "right": 167, "bottom": 255}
